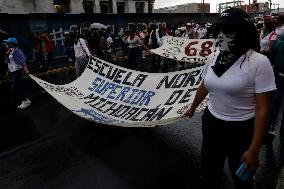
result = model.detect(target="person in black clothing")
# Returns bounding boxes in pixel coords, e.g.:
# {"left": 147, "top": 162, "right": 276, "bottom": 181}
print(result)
{"left": 148, "top": 25, "right": 161, "bottom": 72}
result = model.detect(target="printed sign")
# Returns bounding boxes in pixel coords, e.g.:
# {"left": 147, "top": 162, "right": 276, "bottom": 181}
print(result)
{"left": 151, "top": 37, "right": 215, "bottom": 63}
{"left": 30, "top": 56, "right": 208, "bottom": 127}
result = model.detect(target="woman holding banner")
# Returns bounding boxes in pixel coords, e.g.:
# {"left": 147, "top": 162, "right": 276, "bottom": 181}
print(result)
{"left": 123, "top": 29, "right": 149, "bottom": 71}
{"left": 185, "top": 8, "right": 276, "bottom": 189}
{"left": 73, "top": 28, "right": 91, "bottom": 78}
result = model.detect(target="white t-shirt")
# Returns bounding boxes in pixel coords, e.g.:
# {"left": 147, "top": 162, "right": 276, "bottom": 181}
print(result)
{"left": 74, "top": 38, "right": 91, "bottom": 58}
{"left": 202, "top": 50, "right": 276, "bottom": 121}
{"left": 8, "top": 49, "right": 22, "bottom": 72}
{"left": 127, "top": 36, "right": 142, "bottom": 49}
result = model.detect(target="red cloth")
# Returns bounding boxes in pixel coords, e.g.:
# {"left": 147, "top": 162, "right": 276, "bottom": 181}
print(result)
{"left": 45, "top": 39, "right": 54, "bottom": 52}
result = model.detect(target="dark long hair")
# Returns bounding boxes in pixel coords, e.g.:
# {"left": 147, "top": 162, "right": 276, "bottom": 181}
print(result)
{"left": 214, "top": 21, "right": 260, "bottom": 54}
{"left": 213, "top": 9, "right": 260, "bottom": 67}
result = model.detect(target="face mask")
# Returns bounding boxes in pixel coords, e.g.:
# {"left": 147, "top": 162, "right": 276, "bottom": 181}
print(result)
{"left": 215, "top": 31, "right": 236, "bottom": 52}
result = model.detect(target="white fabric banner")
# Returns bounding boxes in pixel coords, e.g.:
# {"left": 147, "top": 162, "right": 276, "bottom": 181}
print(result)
{"left": 30, "top": 56, "right": 208, "bottom": 127}
{"left": 151, "top": 36, "right": 215, "bottom": 63}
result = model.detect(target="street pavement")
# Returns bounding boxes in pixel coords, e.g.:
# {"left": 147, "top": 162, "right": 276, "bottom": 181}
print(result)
{"left": 0, "top": 92, "right": 229, "bottom": 189}
{"left": 0, "top": 55, "right": 283, "bottom": 189}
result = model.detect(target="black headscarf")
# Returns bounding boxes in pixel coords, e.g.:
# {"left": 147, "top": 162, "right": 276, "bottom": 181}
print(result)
{"left": 211, "top": 8, "right": 253, "bottom": 77}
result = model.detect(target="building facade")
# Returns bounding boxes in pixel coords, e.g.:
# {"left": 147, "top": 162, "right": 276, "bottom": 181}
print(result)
{"left": 154, "top": 3, "right": 210, "bottom": 13}
{"left": 0, "top": 0, "right": 155, "bottom": 14}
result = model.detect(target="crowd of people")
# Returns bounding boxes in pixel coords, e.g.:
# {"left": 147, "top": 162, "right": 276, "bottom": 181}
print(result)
{"left": 61, "top": 21, "right": 215, "bottom": 73}
{"left": 29, "top": 33, "right": 54, "bottom": 68}
{"left": 1, "top": 8, "right": 284, "bottom": 189}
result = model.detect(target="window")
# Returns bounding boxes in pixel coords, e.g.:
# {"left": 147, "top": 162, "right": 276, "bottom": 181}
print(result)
{"left": 54, "top": 0, "right": 70, "bottom": 13}
{"left": 82, "top": 0, "right": 94, "bottom": 13}
{"left": 148, "top": 2, "right": 153, "bottom": 13}
{"left": 135, "top": 2, "right": 145, "bottom": 13}
{"left": 100, "top": 1, "right": 110, "bottom": 14}
{"left": 117, "top": 2, "right": 125, "bottom": 13}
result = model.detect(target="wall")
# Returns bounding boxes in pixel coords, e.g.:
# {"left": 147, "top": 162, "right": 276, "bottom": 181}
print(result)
{"left": 0, "top": 0, "right": 54, "bottom": 13}
{"left": 70, "top": 0, "right": 84, "bottom": 13}
{"left": 155, "top": 3, "right": 210, "bottom": 13}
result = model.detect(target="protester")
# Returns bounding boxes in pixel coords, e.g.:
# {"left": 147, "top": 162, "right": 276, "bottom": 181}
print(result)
{"left": 182, "top": 23, "right": 197, "bottom": 39}
{"left": 87, "top": 28, "right": 100, "bottom": 56}
{"left": 31, "top": 33, "right": 45, "bottom": 67}
{"left": 106, "top": 30, "right": 114, "bottom": 62}
{"left": 73, "top": 29, "right": 91, "bottom": 77}
{"left": 96, "top": 29, "right": 108, "bottom": 60}
{"left": 41, "top": 33, "right": 54, "bottom": 67}
{"left": 123, "top": 29, "right": 149, "bottom": 70}
{"left": 184, "top": 8, "right": 276, "bottom": 189}
{"left": 148, "top": 25, "right": 162, "bottom": 72}
{"left": 64, "top": 31, "right": 76, "bottom": 62}
{"left": 196, "top": 23, "right": 207, "bottom": 39}
{"left": 4, "top": 38, "right": 31, "bottom": 109}
{"left": 268, "top": 14, "right": 284, "bottom": 145}
{"left": 260, "top": 16, "right": 277, "bottom": 54}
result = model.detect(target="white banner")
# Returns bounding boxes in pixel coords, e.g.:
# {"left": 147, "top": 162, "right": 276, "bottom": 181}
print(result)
{"left": 151, "top": 36, "right": 215, "bottom": 63}
{"left": 30, "top": 56, "right": 208, "bottom": 127}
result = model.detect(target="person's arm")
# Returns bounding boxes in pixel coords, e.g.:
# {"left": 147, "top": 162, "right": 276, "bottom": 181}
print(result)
{"left": 148, "top": 31, "right": 152, "bottom": 46}
{"left": 22, "top": 64, "right": 30, "bottom": 75}
{"left": 107, "top": 37, "right": 113, "bottom": 49}
{"left": 240, "top": 92, "right": 271, "bottom": 169}
{"left": 184, "top": 81, "right": 208, "bottom": 118}
{"left": 122, "top": 36, "right": 128, "bottom": 45}
{"left": 6, "top": 69, "right": 9, "bottom": 77}
{"left": 268, "top": 39, "right": 276, "bottom": 52}
{"left": 137, "top": 37, "right": 150, "bottom": 52}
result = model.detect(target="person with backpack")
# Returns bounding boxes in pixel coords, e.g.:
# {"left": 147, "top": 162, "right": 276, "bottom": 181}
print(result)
{"left": 184, "top": 8, "right": 276, "bottom": 189}
{"left": 4, "top": 38, "right": 31, "bottom": 109}
{"left": 73, "top": 29, "right": 91, "bottom": 78}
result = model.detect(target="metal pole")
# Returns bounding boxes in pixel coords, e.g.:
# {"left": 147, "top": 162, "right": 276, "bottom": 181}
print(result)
{"left": 201, "top": 0, "right": 205, "bottom": 21}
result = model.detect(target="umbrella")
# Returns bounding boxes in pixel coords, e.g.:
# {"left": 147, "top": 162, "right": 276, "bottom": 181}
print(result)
{"left": 89, "top": 23, "right": 107, "bottom": 30}
{"left": 0, "top": 29, "right": 8, "bottom": 35}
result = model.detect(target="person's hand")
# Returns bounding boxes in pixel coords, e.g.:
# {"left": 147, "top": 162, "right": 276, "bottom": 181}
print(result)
{"left": 184, "top": 107, "right": 195, "bottom": 118}
{"left": 23, "top": 68, "right": 30, "bottom": 75}
{"left": 5, "top": 70, "right": 9, "bottom": 78}
{"left": 25, "top": 69, "right": 31, "bottom": 75}
{"left": 240, "top": 149, "right": 259, "bottom": 170}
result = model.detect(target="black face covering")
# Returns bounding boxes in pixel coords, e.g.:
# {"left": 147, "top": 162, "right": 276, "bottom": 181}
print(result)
{"left": 211, "top": 51, "right": 242, "bottom": 77}
{"left": 211, "top": 31, "right": 243, "bottom": 77}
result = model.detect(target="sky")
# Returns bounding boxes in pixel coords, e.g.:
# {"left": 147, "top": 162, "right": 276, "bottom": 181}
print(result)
{"left": 154, "top": 0, "right": 284, "bottom": 13}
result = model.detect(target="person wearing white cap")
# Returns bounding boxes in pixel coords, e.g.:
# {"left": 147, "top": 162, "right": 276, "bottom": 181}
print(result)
{"left": 4, "top": 37, "right": 31, "bottom": 109}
